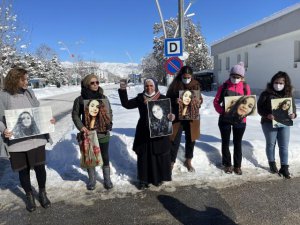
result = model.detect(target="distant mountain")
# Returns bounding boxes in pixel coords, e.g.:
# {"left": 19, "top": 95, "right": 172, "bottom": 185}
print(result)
{"left": 61, "top": 61, "right": 141, "bottom": 78}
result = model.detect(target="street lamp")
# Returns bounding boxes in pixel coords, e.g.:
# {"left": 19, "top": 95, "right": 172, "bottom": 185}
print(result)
{"left": 58, "top": 41, "right": 77, "bottom": 85}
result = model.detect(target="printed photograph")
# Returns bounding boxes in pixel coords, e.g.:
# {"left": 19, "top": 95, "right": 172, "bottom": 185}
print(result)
{"left": 147, "top": 99, "right": 172, "bottom": 138}
{"left": 83, "top": 99, "right": 111, "bottom": 132}
{"left": 271, "top": 97, "right": 293, "bottom": 128}
{"left": 178, "top": 90, "right": 200, "bottom": 120}
{"left": 223, "top": 95, "right": 257, "bottom": 124}
{"left": 5, "top": 106, "right": 55, "bottom": 140}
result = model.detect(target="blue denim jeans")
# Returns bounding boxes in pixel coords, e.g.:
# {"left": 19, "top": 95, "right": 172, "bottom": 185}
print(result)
{"left": 261, "top": 122, "right": 290, "bottom": 165}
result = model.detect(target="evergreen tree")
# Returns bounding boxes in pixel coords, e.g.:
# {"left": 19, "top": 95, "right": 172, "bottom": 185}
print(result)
{"left": 145, "top": 17, "right": 212, "bottom": 83}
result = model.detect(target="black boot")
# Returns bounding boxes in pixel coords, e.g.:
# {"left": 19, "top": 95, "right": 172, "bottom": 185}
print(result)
{"left": 87, "top": 168, "right": 96, "bottom": 190}
{"left": 138, "top": 181, "right": 149, "bottom": 190}
{"left": 103, "top": 166, "right": 113, "bottom": 190}
{"left": 268, "top": 161, "right": 279, "bottom": 174}
{"left": 25, "top": 192, "right": 36, "bottom": 212}
{"left": 279, "top": 165, "right": 291, "bottom": 179}
{"left": 39, "top": 189, "right": 51, "bottom": 208}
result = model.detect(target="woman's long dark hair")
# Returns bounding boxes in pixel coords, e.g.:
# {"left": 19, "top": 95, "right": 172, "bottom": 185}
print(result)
{"left": 167, "top": 66, "right": 193, "bottom": 94}
{"left": 276, "top": 99, "right": 291, "bottom": 111}
{"left": 13, "top": 111, "right": 40, "bottom": 137}
{"left": 266, "top": 71, "right": 293, "bottom": 97}
{"left": 227, "top": 96, "right": 256, "bottom": 119}
{"left": 178, "top": 90, "right": 200, "bottom": 119}
{"left": 84, "top": 99, "right": 111, "bottom": 132}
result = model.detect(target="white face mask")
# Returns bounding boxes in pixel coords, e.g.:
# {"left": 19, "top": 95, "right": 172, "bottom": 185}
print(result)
{"left": 182, "top": 78, "right": 191, "bottom": 84}
{"left": 230, "top": 78, "right": 241, "bottom": 84}
{"left": 144, "top": 91, "right": 155, "bottom": 97}
{"left": 273, "top": 83, "right": 285, "bottom": 91}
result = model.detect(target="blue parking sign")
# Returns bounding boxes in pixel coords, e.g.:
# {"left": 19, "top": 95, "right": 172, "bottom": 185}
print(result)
{"left": 164, "top": 38, "right": 183, "bottom": 57}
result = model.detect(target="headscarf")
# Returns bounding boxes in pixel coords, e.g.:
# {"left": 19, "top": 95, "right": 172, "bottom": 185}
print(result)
{"left": 143, "top": 78, "right": 160, "bottom": 104}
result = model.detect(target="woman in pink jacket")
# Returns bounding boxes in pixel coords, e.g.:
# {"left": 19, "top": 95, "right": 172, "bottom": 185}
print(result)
{"left": 213, "top": 62, "right": 251, "bottom": 175}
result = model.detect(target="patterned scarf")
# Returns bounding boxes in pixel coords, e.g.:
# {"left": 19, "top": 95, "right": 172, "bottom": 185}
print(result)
{"left": 143, "top": 91, "right": 160, "bottom": 104}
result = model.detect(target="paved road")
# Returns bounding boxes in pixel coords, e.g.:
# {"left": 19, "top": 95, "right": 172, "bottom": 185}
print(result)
{"left": 1, "top": 177, "right": 300, "bottom": 225}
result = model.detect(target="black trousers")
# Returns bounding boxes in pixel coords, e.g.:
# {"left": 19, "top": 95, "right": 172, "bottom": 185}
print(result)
{"left": 99, "top": 141, "right": 110, "bottom": 167}
{"left": 171, "top": 121, "right": 195, "bottom": 162}
{"left": 218, "top": 119, "right": 246, "bottom": 168}
{"left": 19, "top": 164, "right": 46, "bottom": 193}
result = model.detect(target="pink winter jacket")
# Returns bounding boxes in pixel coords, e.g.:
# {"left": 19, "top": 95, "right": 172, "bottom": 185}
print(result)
{"left": 213, "top": 79, "right": 251, "bottom": 123}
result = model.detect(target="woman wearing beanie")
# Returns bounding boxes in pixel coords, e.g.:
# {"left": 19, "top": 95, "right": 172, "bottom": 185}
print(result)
{"left": 118, "top": 78, "right": 172, "bottom": 190}
{"left": 257, "top": 71, "right": 297, "bottom": 178}
{"left": 72, "top": 74, "right": 113, "bottom": 190}
{"left": 213, "top": 62, "right": 251, "bottom": 175}
{"left": 166, "top": 66, "right": 203, "bottom": 172}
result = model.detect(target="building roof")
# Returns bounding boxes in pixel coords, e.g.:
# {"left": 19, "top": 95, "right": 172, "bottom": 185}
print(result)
{"left": 212, "top": 2, "right": 300, "bottom": 46}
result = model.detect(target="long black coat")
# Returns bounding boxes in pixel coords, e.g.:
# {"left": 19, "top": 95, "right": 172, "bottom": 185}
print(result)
{"left": 118, "top": 89, "right": 171, "bottom": 155}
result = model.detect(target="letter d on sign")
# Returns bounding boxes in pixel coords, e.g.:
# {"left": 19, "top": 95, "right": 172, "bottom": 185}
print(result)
{"left": 170, "top": 43, "right": 177, "bottom": 52}
{"left": 164, "top": 38, "right": 182, "bottom": 57}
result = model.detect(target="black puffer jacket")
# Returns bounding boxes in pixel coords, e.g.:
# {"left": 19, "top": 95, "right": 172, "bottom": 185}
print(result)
{"left": 257, "top": 87, "right": 297, "bottom": 124}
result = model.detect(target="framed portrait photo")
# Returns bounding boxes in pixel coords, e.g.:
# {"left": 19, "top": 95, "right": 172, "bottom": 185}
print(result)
{"left": 5, "top": 106, "right": 55, "bottom": 140}
{"left": 147, "top": 98, "right": 173, "bottom": 138}
{"left": 83, "top": 99, "right": 111, "bottom": 132}
{"left": 271, "top": 97, "right": 293, "bottom": 128}
{"left": 223, "top": 95, "right": 257, "bottom": 124}
{"left": 178, "top": 90, "right": 200, "bottom": 120}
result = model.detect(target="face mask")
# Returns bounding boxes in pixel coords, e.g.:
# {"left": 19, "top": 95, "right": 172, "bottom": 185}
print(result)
{"left": 273, "top": 84, "right": 285, "bottom": 91}
{"left": 182, "top": 78, "right": 191, "bottom": 84}
{"left": 230, "top": 78, "right": 241, "bottom": 84}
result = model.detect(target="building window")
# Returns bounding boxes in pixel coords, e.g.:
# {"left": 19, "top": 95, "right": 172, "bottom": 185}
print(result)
{"left": 294, "top": 41, "right": 300, "bottom": 62}
{"left": 237, "top": 54, "right": 241, "bottom": 63}
{"left": 226, "top": 57, "right": 230, "bottom": 70}
{"left": 244, "top": 52, "right": 248, "bottom": 68}
{"left": 218, "top": 59, "right": 222, "bottom": 71}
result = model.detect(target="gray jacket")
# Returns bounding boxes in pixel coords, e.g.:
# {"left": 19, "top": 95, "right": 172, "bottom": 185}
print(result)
{"left": 0, "top": 89, "right": 48, "bottom": 152}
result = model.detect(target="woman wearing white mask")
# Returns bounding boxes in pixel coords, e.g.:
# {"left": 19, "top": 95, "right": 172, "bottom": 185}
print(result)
{"left": 213, "top": 62, "right": 251, "bottom": 175}
{"left": 257, "top": 71, "right": 297, "bottom": 178}
{"left": 166, "top": 66, "right": 203, "bottom": 172}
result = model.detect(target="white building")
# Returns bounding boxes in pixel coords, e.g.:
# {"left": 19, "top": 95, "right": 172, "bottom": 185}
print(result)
{"left": 211, "top": 3, "right": 300, "bottom": 97}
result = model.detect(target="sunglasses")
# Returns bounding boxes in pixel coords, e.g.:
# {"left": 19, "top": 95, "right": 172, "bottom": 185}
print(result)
{"left": 90, "top": 81, "right": 99, "bottom": 85}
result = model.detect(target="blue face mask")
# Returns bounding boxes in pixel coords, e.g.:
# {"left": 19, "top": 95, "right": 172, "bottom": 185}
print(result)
{"left": 182, "top": 78, "right": 191, "bottom": 84}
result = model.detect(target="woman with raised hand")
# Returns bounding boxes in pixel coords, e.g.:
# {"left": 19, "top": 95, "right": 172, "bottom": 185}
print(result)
{"left": 72, "top": 74, "right": 113, "bottom": 190}
{"left": 118, "top": 78, "right": 173, "bottom": 190}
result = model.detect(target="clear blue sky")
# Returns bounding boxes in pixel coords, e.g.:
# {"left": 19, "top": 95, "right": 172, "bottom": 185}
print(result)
{"left": 14, "top": 0, "right": 300, "bottom": 63}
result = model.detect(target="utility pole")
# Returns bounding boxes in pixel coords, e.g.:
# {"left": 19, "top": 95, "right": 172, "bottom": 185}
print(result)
{"left": 178, "top": 0, "right": 185, "bottom": 52}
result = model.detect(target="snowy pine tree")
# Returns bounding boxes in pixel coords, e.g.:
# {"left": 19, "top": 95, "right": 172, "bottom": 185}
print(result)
{"left": 145, "top": 17, "right": 212, "bottom": 83}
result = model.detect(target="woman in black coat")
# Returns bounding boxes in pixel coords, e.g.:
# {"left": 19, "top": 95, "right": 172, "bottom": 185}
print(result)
{"left": 118, "top": 78, "right": 172, "bottom": 190}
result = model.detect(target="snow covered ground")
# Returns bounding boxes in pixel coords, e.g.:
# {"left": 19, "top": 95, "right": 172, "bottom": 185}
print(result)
{"left": 1, "top": 84, "right": 300, "bottom": 209}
